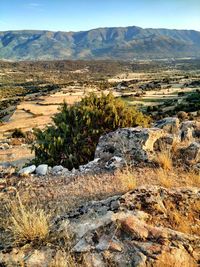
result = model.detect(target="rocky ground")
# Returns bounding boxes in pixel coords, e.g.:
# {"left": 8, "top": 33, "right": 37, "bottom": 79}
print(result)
{"left": 0, "top": 117, "right": 200, "bottom": 266}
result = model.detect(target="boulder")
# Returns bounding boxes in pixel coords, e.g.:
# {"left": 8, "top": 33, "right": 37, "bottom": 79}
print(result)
{"left": 154, "top": 117, "right": 180, "bottom": 134}
{"left": 79, "top": 158, "right": 100, "bottom": 173}
{"left": 121, "top": 216, "right": 149, "bottom": 240}
{"left": 36, "top": 164, "right": 48, "bottom": 176}
{"left": 180, "top": 120, "right": 200, "bottom": 142}
{"left": 180, "top": 120, "right": 200, "bottom": 131}
{"left": 52, "top": 165, "right": 64, "bottom": 175}
{"left": 52, "top": 165, "right": 63, "bottom": 172}
{"left": 181, "top": 142, "right": 200, "bottom": 163}
{"left": 153, "top": 135, "right": 175, "bottom": 151}
{"left": 95, "top": 128, "right": 166, "bottom": 163}
{"left": 180, "top": 127, "right": 194, "bottom": 142}
{"left": 18, "top": 165, "right": 36, "bottom": 176}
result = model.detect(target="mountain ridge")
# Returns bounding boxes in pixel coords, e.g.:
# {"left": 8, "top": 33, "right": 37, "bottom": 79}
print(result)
{"left": 1, "top": 26, "right": 200, "bottom": 60}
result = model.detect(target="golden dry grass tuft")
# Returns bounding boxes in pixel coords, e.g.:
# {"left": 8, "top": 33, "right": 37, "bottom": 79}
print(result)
{"left": 186, "top": 171, "right": 200, "bottom": 187}
{"left": 154, "top": 168, "right": 174, "bottom": 188}
{"left": 8, "top": 194, "right": 50, "bottom": 244}
{"left": 168, "top": 208, "right": 191, "bottom": 234}
{"left": 155, "top": 150, "right": 173, "bottom": 171}
{"left": 114, "top": 167, "right": 136, "bottom": 191}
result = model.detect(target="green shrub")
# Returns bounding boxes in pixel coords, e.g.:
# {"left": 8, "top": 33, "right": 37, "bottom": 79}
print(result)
{"left": 33, "top": 93, "right": 151, "bottom": 169}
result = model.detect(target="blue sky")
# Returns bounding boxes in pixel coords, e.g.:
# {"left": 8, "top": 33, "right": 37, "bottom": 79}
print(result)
{"left": 0, "top": 0, "right": 200, "bottom": 32}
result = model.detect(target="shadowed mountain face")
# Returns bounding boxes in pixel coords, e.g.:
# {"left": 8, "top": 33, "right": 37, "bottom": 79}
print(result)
{"left": 1, "top": 26, "right": 200, "bottom": 60}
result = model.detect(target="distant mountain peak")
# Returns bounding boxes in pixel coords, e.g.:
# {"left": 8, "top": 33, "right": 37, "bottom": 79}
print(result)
{"left": 0, "top": 26, "right": 200, "bottom": 60}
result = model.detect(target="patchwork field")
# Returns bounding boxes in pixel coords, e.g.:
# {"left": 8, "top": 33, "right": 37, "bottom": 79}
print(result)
{"left": 0, "top": 59, "right": 200, "bottom": 167}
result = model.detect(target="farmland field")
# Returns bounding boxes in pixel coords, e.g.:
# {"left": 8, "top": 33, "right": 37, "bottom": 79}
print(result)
{"left": 0, "top": 59, "right": 200, "bottom": 166}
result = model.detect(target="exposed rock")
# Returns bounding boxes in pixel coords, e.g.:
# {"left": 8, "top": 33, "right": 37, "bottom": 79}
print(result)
{"left": 0, "top": 248, "right": 53, "bottom": 267}
{"left": 79, "top": 158, "right": 101, "bottom": 173}
{"left": 154, "top": 117, "right": 180, "bottom": 134}
{"left": 180, "top": 127, "right": 194, "bottom": 142}
{"left": 180, "top": 120, "right": 200, "bottom": 131}
{"left": 83, "top": 253, "right": 105, "bottom": 267}
{"left": 1, "top": 186, "right": 199, "bottom": 266}
{"left": 153, "top": 135, "right": 175, "bottom": 151}
{"left": 180, "top": 120, "right": 200, "bottom": 142}
{"left": 36, "top": 164, "right": 48, "bottom": 176}
{"left": 121, "top": 216, "right": 149, "bottom": 240}
{"left": 18, "top": 165, "right": 36, "bottom": 176}
{"left": 95, "top": 128, "right": 166, "bottom": 163}
{"left": 56, "top": 186, "right": 200, "bottom": 267}
{"left": 13, "top": 117, "right": 200, "bottom": 178}
{"left": 62, "top": 167, "right": 72, "bottom": 176}
{"left": 181, "top": 142, "right": 200, "bottom": 163}
{"left": 52, "top": 165, "right": 64, "bottom": 174}
{"left": 105, "top": 156, "right": 125, "bottom": 170}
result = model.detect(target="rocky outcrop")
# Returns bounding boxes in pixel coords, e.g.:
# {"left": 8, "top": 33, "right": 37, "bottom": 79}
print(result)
{"left": 154, "top": 117, "right": 180, "bottom": 134}
{"left": 17, "top": 117, "right": 200, "bottom": 175}
{"left": 54, "top": 186, "right": 200, "bottom": 267}
{"left": 94, "top": 118, "right": 200, "bottom": 169}
{"left": 181, "top": 142, "right": 200, "bottom": 164}
{"left": 1, "top": 186, "right": 199, "bottom": 266}
{"left": 180, "top": 120, "right": 200, "bottom": 142}
{"left": 95, "top": 127, "right": 167, "bottom": 163}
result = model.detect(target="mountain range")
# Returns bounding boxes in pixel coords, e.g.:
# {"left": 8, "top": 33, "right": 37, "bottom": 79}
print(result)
{"left": 1, "top": 26, "right": 200, "bottom": 61}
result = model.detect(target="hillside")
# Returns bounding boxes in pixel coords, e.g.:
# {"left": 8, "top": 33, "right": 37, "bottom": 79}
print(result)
{"left": 1, "top": 26, "right": 200, "bottom": 60}
{"left": 0, "top": 116, "right": 200, "bottom": 266}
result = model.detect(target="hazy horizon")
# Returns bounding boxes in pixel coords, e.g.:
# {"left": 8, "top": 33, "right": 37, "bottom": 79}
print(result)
{"left": 0, "top": 0, "right": 200, "bottom": 32}
{"left": 1, "top": 25, "right": 200, "bottom": 33}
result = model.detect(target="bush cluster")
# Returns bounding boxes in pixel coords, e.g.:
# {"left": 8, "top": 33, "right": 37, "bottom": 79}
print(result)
{"left": 33, "top": 93, "right": 151, "bottom": 169}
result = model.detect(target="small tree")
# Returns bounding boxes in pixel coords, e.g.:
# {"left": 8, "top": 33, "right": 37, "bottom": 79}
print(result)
{"left": 33, "top": 93, "right": 151, "bottom": 169}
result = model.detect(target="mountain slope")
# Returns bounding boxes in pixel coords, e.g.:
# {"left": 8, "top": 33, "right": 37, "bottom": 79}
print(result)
{"left": 0, "top": 26, "right": 200, "bottom": 60}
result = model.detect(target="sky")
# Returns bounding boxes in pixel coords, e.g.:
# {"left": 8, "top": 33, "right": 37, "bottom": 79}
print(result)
{"left": 0, "top": 0, "right": 200, "bottom": 32}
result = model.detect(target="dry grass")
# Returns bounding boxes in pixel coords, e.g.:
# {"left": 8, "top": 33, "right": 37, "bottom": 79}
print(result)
{"left": 168, "top": 207, "right": 191, "bottom": 234}
{"left": 114, "top": 167, "right": 136, "bottom": 191}
{"left": 153, "top": 168, "right": 200, "bottom": 188}
{"left": 59, "top": 170, "right": 136, "bottom": 211}
{"left": 0, "top": 169, "right": 138, "bottom": 233}
{"left": 164, "top": 200, "right": 200, "bottom": 235}
{"left": 147, "top": 195, "right": 200, "bottom": 236}
{"left": 155, "top": 150, "right": 173, "bottom": 171}
{"left": 154, "top": 168, "right": 174, "bottom": 188}
{"left": 8, "top": 194, "right": 50, "bottom": 244}
{"left": 186, "top": 171, "right": 200, "bottom": 187}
